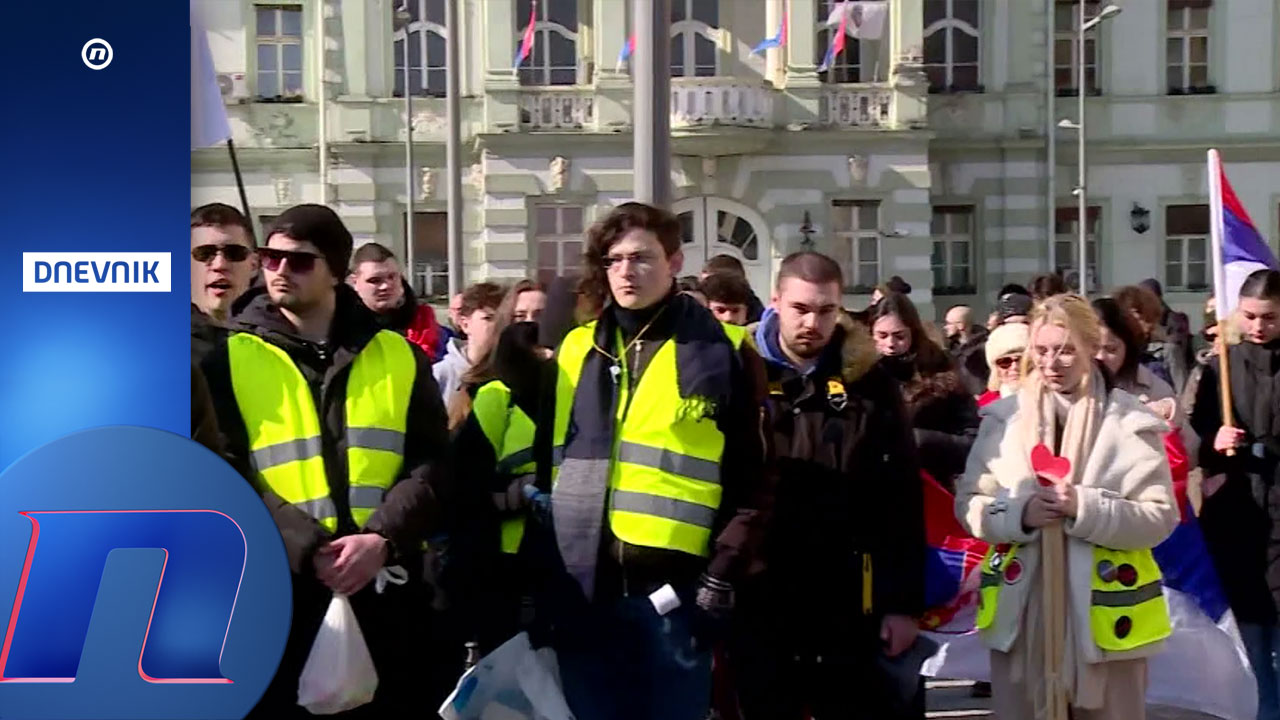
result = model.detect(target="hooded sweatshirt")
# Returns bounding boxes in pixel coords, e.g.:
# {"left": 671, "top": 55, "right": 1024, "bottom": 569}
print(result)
{"left": 433, "top": 337, "right": 472, "bottom": 401}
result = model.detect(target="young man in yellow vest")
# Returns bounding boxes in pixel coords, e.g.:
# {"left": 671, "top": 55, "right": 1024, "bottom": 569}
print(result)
{"left": 733, "top": 252, "right": 926, "bottom": 718}
{"left": 201, "top": 204, "right": 455, "bottom": 718}
{"left": 536, "top": 202, "right": 773, "bottom": 720}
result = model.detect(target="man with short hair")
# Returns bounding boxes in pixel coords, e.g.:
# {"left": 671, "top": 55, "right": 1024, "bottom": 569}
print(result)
{"left": 538, "top": 203, "right": 772, "bottom": 720}
{"left": 736, "top": 252, "right": 924, "bottom": 718}
{"left": 701, "top": 271, "right": 752, "bottom": 326}
{"left": 191, "top": 203, "right": 258, "bottom": 363}
{"left": 433, "top": 282, "right": 504, "bottom": 400}
{"left": 701, "top": 253, "right": 765, "bottom": 322}
{"left": 944, "top": 304, "right": 990, "bottom": 396}
{"left": 202, "top": 204, "right": 455, "bottom": 717}
{"left": 348, "top": 242, "right": 446, "bottom": 361}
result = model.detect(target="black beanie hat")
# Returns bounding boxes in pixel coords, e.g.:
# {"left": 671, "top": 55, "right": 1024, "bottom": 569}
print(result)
{"left": 264, "top": 204, "right": 354, "bottom": 281}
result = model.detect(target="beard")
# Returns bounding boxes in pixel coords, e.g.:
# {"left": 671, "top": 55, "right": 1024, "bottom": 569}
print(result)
{"left": 783, "top": 331, "right": 827, "bottom": 359}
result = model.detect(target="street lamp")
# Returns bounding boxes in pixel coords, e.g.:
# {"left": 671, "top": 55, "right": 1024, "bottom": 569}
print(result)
{"left": 1057, "top": 2, "right": 1120, "bottom": 294}
{"left": 393, "top": 5, "right": 416, "bottom": 290}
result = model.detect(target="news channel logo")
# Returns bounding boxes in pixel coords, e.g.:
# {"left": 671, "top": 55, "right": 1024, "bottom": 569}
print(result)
{"left": 0, "top": 426, "right": 291, "bottom": 719}
{"left": 81, "top": 39, "right": 113, "bottom": 70}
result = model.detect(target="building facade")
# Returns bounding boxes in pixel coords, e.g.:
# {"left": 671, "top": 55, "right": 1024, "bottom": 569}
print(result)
{"left": 191, "top": 0, "right": 1280, "bottom": 324}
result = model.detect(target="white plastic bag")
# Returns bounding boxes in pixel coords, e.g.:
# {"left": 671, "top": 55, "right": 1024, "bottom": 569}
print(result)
{"left": 439, "top": 632, "right": 575, "bottom": 720}
{"left": 297, "top": 594, "right": 379, "bottom": 715}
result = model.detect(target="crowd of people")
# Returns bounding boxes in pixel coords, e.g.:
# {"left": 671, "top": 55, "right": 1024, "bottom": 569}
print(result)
{"left": 188, "top": 198, "right": 1280, "bottom": 720}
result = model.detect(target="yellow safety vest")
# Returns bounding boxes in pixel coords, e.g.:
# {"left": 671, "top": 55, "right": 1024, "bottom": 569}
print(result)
{"left": 228, "top": 330, "right": 416, "bottom": 532}
{"left": 974, "top": 541, "right": 1171, "bottom": 652}
{"left": 551, "top": 321, "right": 743, "bottom": 557}
{"left": 472, "top": 380, "right": 536, "bottom": 555}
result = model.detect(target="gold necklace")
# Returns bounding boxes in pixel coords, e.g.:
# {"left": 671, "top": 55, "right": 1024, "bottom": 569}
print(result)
{"left": 592, "top": 306, "right": 666, "bottom": 384}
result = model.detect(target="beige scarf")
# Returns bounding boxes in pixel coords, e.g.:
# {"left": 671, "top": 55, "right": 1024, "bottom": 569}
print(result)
{"left": 1011, "top": 365, "right": 1108, "bottom": 715}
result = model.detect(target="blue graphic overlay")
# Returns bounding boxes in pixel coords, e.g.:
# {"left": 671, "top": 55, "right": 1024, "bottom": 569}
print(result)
{"left": 0, "top": 427, "right": 291, "bottom": 719}
{"left": 0, "top": 1, "right": 189, "bottom": 468}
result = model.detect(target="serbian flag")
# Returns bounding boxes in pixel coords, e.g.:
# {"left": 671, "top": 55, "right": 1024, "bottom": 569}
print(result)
{"left": 816, "top": 6, "right": 847, "bottom": 72}
{"left": 1210, "top": 148, "right": 1278, "bottom": 317}
{"left": 615, "top": 35, "right": 635, "bottom": 72}
{"left": 750, "top": 3, "right": 788, "bottom": 55}
{"left": 919, "top": 472, "right": 988, "bottom": 632}
{"left": 513, "top": 0, "right": 537, "bottom": 69}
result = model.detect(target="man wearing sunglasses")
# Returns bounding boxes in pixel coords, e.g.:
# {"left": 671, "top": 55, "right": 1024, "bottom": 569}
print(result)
{"left": 201, "top": 204, "right": 455, "bottom": 717}
{"left": 191, "top": 203, "right": 258, "bottom": 364}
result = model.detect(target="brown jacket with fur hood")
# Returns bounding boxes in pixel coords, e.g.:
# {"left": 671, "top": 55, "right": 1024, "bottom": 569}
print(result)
{"left": 746, "top": 311, "right": 925, "bottom": 636}
{"left": 879, "top": 351, "right": 981, "bottom": 487}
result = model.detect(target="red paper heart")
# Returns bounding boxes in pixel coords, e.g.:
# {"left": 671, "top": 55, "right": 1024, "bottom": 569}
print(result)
{"left": 1031, "top": 443, "right": 1071, "bottom": 485}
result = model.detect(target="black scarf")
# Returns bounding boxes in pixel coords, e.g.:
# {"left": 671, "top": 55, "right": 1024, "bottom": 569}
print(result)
{"left": 552, "top": 292, "right": 735, "bottom": 600}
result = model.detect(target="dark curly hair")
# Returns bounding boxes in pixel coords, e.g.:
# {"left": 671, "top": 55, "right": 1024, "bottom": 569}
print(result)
{"left": 578, "top": 202, "right": 682, "bottom": 313}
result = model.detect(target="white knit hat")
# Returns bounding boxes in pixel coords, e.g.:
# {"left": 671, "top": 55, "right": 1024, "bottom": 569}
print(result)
{"left": 985, "top": 322, "right": 1030, "bottom": 370}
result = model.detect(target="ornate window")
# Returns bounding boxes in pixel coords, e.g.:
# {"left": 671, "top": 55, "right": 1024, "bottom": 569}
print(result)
{"left": 393, "top": 0, "right": 447, "bottom": 97}
{"left": 931, "top": 206, "right": 975, "bottom": 294}
{"left": 1054, "top": 0, "right": 1101, "bottom": 96}
{"left": 517, "top": 0, "right": 579, "bottom": 86}
{"left": 815, "top": 0, "right": 861, "bottom": 84}
{"left": 671, "top": 0, "right": 719, "bottom": 77}
{"left": 923, "top": 0, "right": 981, "bottom": 93}
{"left": 1165, "top": 205, "right": 1210, "bottom": 291}
{"left": 1166, "top": 0, "right": 1212, "bottom": 94}
{"left": 832, "top": 200, "right": 880, "bottom": 293}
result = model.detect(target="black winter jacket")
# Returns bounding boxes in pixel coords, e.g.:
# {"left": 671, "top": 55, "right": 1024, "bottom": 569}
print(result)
{"left": 202, "top": 285, "right": 454, "bottom": 576}
{"left": 753, "top": 314, "right": 925, "bottom": 640}
{"left": 1191, "top": 339, "right": 1280, "bottom": 624}
{"left": 880, "top": 355, "right": 980, "bottom": 488}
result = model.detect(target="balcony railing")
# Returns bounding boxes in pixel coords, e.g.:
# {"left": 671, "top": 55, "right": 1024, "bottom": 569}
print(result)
{"left": 519, "top": 89, "right": 595, "bottom": 130}
{"left": 670, "top": 78, "right": 774, "bottom": 129}
{"left": 822, "top": 86, "right": 893, "bottom": 128}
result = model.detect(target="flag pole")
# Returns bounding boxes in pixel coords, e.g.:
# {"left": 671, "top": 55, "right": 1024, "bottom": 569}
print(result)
{"left": 226, "top": 139, "right": 253, "bottom": 239}
{"left": 1208, "top": 148, "right": 1236, "bottom": 457}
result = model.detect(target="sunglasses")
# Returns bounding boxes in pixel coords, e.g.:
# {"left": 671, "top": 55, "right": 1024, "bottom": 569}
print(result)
{"left": 994, "top": 356, "right": 1020, "bottom": 370}
{"left": 257, "top": 247, "right": 325, "bottom": 274}
{"left": 191, "top": 244, "right": 252, "bottom": 263}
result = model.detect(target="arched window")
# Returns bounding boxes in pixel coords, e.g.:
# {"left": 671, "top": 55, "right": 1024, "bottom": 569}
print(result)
{"left": 393, "top": 0, "right": 447, "bottom": 97}
{"left": 923, "top": 0, "right": 981, "bottom": 93}
{"left": 815, "top": 0, "right": 860, "bottom": 83}
{"left": 670, "top": 0, "right": 719, "bottom": 77}
{"left": 517, "top": 0, "right": 579, "bottom": 86}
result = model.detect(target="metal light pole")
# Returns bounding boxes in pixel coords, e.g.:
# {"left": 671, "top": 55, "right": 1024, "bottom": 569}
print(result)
{"left": 445, "top": 0, "right": 463, "bottom": 297}
{"left": 394, "top": 6, "right": 416, "bottom": 289}
{"left": 633, "top": 0, "right": 672, "bottom": 207}
{"left": 1059, "top": 2, "right": 1120, "bottom": 294}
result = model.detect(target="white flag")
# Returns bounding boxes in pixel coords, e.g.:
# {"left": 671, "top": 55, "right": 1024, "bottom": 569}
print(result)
{"left": 824, "top": 2, "right": 888, "bottom": 41}
{"left": 191, "top": 0, "right": 232, "bottom": 150}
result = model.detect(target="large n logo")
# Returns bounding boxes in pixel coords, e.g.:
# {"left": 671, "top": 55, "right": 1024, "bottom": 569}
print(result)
{"left": 0, "top": 510, "right": 246, "bottom": 683}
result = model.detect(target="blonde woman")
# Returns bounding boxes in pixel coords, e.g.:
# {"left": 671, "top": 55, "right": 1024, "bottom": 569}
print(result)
{"left": 955, "top": 294, "right": 1178, "bottom": 719}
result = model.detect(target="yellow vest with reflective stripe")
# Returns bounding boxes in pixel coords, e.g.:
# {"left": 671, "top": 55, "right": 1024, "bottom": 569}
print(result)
{"left": 472, "top": 380, "right": 536, "bottom": 554}
{"left": 973, "top": 542, "right": 1171, "bottom": 652}
{"left": 228, "top": 330, "right": 416, "bottom": 532}
{"left": 551, "top": 320, "right": 741, "bottom": 557}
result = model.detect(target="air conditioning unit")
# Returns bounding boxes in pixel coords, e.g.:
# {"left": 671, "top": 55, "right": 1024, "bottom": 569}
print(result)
{"left": 217, "top": 72, "right": 249, "bottom": 104}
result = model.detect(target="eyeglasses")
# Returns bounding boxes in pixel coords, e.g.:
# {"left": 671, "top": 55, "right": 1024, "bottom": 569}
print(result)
{"left": 192, "top": 244, "right": 252, "bottom": 263}
{"left": 257, "top": 247, "right": 324, "bottom": 274}
{"left": 994, "top": 356, "right": 1020, "bottom": 370}
{"left": 602, "top": 252, "right": 660, "bottom": 274}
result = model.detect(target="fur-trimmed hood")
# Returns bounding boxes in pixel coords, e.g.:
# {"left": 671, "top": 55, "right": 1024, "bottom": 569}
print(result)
{"left": 749, "top": 308, "right": 879, "bottom": 383}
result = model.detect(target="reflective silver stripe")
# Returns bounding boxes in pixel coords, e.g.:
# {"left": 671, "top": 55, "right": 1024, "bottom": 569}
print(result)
{"left": 252, "top": 436, "right": 323, "bottom": 471}
{"left": 295, "top": 497, "right": 337, "bottom": 522}
{"left": 349, "top": 485, "right": 386, "bottom": 510}
{"left": 497, "top": 447, "right": 535, "bottom": 474}
{"left": 551, "top": 445, "right": 565, "bottom": 467}
{"left": 347, "top": 427, "right": 405, "bottom": 454}
{"left": 1091, "top": 580, "right": 1163, "bottom": 608}
{"left": 610, "top": 489, "right": 716, "bottom": 528}
{"left": 616, "top": 441, "right": 720, "bottom": 485}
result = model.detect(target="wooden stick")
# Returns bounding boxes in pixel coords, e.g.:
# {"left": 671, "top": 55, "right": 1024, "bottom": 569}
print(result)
{"left": 1042, "top": 517, "right": 1069, "bottom": 720}
{"left": 1217, "top": 321, "right": 1236, "bottom": 457}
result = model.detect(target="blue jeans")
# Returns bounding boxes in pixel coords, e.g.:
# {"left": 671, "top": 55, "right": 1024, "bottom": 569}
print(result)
{"left": 556, "top": 593, "right": 711, "bottom": 720}
{"left": 1240, "top": 622, "right": 1280, "bottom": 720}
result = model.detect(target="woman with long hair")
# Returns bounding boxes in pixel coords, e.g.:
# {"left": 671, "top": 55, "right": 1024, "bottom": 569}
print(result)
{"left": 871, "top": 292, "right": 979, "bottom": 487}
{"left": 1093, "top": 297, "right": 1179, "bottom": 425}
{"left": 446, "top": 281, "right": 546, "bottom": 429}
{"left": 955, "top": 294, "right": 1178, "bottom": 719}
{"left": 1191, "top": 269, "right": 1280, "bottom": 720}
